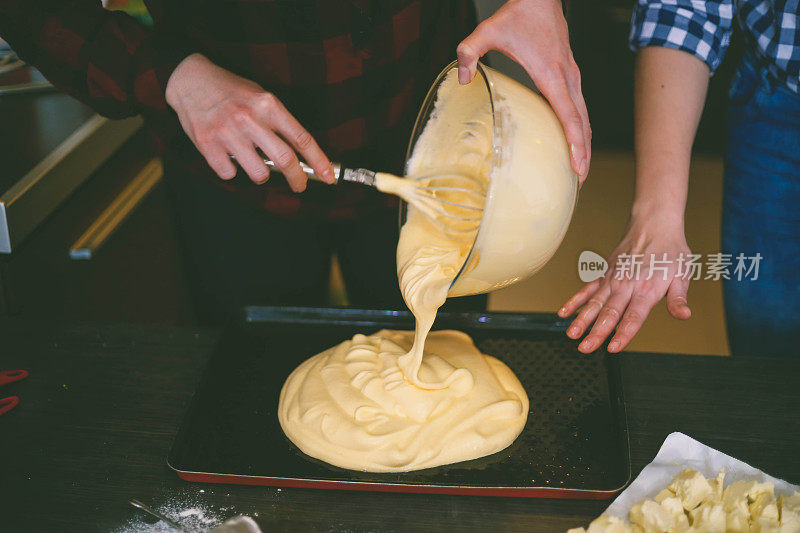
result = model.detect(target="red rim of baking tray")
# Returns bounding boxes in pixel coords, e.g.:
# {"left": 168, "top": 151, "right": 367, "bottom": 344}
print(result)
{"left": 170, "top": 467, "right": 621, "bottom": 499}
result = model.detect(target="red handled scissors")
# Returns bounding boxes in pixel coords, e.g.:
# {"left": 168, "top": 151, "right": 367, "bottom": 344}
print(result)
{"left": 0, "top": 369, "right": 28, "bottom": 416}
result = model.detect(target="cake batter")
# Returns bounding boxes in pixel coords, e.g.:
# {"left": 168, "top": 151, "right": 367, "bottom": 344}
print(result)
{"left": 278, "top": 70, "right": 528, "bottom": 472}
{"left": 279, "top": 66, "right": 574, "bottom": 472}
{"left": 278, "top": 329, "right": 528, "bottom": 472}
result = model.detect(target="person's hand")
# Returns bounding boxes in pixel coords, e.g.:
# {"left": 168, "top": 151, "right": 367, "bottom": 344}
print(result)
{"left": 165, "top": 53, "right": 334, "bottom": 191}
{"left": 457, "top": 0, "right": 591, "bottom": 184}
{"left": 558, "top": 213, "right": 692, "bottom": 353}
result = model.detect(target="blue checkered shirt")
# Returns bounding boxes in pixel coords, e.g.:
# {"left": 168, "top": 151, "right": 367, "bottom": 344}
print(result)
{"left": 630, "top": 0, "right": 800, "bottom": 93}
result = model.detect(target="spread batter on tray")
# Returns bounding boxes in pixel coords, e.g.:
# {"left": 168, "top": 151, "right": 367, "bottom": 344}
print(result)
{"left": 278, "top": 70, "right": 529, "bottom": 472}
{"left": 277, "top": 329, "right": 528, "bottom": 472}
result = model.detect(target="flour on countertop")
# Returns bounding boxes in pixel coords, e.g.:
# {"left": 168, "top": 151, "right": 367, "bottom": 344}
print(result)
{"left": 112, "top": 488, "right": 232, "bottom": 533}
{"left": 111, "top": 486, "right": 279, "bottom": 532}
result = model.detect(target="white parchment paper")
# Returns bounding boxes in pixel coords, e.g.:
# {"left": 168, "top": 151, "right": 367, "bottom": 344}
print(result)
{"left": 605, "top": 432, "right": 799, "bottom": 520}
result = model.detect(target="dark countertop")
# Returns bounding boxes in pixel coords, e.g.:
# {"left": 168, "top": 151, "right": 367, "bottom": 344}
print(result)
{"left": 1, "top": 318, "right": 798, "bottom": 532}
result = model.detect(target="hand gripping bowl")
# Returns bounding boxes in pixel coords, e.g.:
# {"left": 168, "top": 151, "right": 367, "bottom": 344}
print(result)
{"left": 401, "top": 60, "right": 579, "bottom": 297}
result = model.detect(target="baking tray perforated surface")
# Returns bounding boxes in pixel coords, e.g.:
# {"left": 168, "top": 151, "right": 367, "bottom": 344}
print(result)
{"left": 169, "top": 306, "right": 630, "bottom": 498}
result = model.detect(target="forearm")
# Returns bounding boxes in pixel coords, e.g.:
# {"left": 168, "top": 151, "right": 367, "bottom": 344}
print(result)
{"left": 632, "top": 47, "right": 710, "bottom": 226}
{"left": 0, "top": 0, "right": 190, "bottom": 118}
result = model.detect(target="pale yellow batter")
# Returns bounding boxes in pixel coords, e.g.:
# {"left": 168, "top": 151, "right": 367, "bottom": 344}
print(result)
{"left": 278, "top": 329, "right": 528, "bottom": 472}
{"left": 277, "top": 68, "right": 539, "bottom": 472}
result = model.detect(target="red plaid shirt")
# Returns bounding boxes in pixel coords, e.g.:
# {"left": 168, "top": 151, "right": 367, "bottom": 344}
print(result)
{"left": 0, "top": 0, "right": 476, "bottom": 219}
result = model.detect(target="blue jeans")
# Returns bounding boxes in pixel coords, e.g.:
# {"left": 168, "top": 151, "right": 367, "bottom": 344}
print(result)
{"left": 722, "top": 55, "right": 800, "bottom": 357}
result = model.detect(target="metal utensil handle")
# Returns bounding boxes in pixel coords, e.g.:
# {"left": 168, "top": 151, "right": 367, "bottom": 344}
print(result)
{"left": 262, "top": 159, "right": 341, "bottom": 183}
{"left": 129, "top": 499, "right": 188, "bottom": 532}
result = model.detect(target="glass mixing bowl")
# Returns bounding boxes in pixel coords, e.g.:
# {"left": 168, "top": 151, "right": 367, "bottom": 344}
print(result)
{"left": 400, "top": 60, "right": 579, "bottom": 297}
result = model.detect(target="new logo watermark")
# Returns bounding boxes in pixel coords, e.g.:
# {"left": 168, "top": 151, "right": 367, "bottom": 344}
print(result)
{"left": 578, "top": 250, "right": 608, "bottom": 283}
{"left": 577, "top": 252, "right": 762, "bottom": 282}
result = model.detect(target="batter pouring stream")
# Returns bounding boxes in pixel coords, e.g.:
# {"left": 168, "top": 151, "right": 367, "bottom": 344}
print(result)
{"left": 277, "top": 71, "right": 529, "bottom": 472}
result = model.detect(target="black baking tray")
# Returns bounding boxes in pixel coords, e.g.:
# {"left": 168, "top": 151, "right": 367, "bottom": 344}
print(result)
{"left": 169, "top": 306, "right": 630, "bottom": 498}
